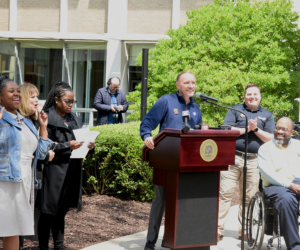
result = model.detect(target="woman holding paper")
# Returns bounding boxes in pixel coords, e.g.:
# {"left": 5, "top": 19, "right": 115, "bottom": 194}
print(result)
{"left": 36, "top": 81, "right": 95, "bottom": 250}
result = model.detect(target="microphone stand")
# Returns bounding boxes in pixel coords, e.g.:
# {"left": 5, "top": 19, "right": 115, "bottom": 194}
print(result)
{"left": 201, "top": 99, "right": 248, "bottom": 250}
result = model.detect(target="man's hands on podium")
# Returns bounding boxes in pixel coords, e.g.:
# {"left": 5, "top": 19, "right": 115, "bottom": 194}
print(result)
{"left": 144, "top": 137, "right": 155, "bottom": 149}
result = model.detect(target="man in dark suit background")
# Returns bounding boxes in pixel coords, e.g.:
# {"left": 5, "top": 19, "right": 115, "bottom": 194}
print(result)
{"left": 94, "top": 77, "right": 128, "bottom": 125}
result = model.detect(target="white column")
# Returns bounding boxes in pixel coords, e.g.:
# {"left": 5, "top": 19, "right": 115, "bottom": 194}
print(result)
{"left": 60, "top": 0, "right": 68, "bottom": 33}
{"left": 292, "top": 0, "right": 300, "bottom": 122}
{"left": 9, "top": 0, "right": 17, "bottom": 32}
{"left": 106, "top": 0, "right": 128, "bottom": 83}
{"left": 292, "top": 0, "right": 300, "bottom": 28}
{"left": 106, "top": 39, "right": 122, "bottom": 82}
{"left": 107, "top": 0, "right": 128, "bottom": 34}
{"left": 172, "top": 0, "right": 181, "bottom": 30}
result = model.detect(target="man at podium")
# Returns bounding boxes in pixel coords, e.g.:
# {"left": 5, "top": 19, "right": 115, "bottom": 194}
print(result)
{"left": 140, "top": 71, "right": 202, "bottom": 250}
{"left": 218, "top": 83, "right": 275, "bottom": 241}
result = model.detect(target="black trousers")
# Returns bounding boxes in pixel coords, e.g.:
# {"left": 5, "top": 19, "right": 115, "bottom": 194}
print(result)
{"left": 146, "top": 185, "right": 166, "bottom": 244}
{"left": 38, "top": 164, "right": 78, "bottom": 250}
{"left": 264, "top": 179, "right": 300, "bottom": 250}
{"left": 38, "top": 196, "right": 71, "bottom": 250}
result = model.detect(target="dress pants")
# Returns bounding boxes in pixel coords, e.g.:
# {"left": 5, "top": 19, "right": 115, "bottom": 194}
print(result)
{"left": 218, "top": 154, "right": 259, "bottom": 237}
{"left": 38, "top": 165, "right": 77, "bottom": 250}
{"left": 146, "top": 185, "right": 166, "bottom": 244}
{"left": 263, "top": 179, "right": 300, "bottom": 250}
{"left": 38, "top": 197, "right": 71, "bottom": 250}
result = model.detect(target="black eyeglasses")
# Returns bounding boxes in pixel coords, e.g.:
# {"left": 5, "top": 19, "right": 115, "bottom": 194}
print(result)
{"left": 59, "top": 99, "right": 77, "bottom": 106}
{"left": 110, "top": 85, "right": 120, "bottom": 90}
{"left": 275, "top": 126, "right": 291, "bottom": 132}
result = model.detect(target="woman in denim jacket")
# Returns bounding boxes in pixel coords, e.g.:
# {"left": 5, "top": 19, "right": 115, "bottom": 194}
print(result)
{"left": 0, "top": 76, "right": 53, "bottom": 250}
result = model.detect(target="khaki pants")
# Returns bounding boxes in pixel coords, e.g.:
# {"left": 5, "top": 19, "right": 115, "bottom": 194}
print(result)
{"left": 218, "top": 154, "right": 259, "bottom": 237}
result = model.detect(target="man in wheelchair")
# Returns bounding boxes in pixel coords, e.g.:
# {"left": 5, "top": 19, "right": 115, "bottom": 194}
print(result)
{"left": 258, "top": 117, "right": 300, "bottom": 250}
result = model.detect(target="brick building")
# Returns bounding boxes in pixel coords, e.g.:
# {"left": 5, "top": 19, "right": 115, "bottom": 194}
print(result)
{"left": 0, "top": 0, "right": 299, "bottom": 124}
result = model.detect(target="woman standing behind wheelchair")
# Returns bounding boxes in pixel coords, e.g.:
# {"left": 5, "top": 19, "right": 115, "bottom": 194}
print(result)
{"left": 36, "top": 81, "right": 95, "bottom": 250}
{"left": 0, "top": 76, "right": 52, "bottom": 250}
{"left": 18, "top": 82, "right": 55, "bottom": 250}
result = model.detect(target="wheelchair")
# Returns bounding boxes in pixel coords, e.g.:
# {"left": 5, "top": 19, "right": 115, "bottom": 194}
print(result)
{"left": 246, "top": 190, "right": 281, "bottom": 250}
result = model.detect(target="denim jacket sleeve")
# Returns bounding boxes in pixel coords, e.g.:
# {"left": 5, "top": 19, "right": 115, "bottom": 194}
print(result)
{"left": 36, "top": 137, "right": 53, "bottom": 160}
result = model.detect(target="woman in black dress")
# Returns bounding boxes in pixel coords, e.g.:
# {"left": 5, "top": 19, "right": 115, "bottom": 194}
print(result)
{"left": 37, "top": 81, "right": 95, "bottom": 250}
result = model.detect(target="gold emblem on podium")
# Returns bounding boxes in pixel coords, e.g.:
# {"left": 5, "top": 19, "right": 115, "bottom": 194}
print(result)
{"left": 200, "top": 139, "right": 218, "bottom": 162}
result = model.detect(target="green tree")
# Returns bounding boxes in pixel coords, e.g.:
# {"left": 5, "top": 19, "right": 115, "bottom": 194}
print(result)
{"left": 127, "top": 0, "right": 300, "bottom": 125}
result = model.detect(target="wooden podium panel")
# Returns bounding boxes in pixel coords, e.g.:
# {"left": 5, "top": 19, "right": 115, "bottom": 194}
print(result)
{"left": 142, "top": 129, "right": 239, "bottom": 250}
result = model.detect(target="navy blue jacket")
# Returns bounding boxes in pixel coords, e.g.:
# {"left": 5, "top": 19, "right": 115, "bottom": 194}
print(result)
{"left": 140, "top": 92, "right": 202, "bottom": 140}
{"left": 93, "top": 87, "right": 129, "bottom": 125}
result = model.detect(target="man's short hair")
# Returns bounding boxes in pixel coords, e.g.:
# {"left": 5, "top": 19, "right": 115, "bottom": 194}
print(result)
{"left": 176, "top": 71, "right": 194, "bottom": 82}
{"left": 245, "top": 83, "right": 260, "bottom": 94}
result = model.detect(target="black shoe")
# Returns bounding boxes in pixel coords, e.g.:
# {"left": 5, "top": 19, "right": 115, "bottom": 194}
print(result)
{"left": 238, "top": 234, "right": 247, "bottom": 241}
{"left": 144, "top": 242, "right": 155, "bottom": 250}
{"left": 218, "top": 234, "right": 223, "bottom": 242}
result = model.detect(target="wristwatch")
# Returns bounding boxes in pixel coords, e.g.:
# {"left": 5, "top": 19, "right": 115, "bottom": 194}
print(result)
{"left": 253, "top": 127, "right": 259, "bottom": 132}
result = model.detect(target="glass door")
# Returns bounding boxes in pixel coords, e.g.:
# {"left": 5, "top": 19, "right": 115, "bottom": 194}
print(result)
{"left": 18, "top": 42, "right": 63, "bottom": 100}
{"left": 64, "top": 43, "right": 106, "bottom": 124}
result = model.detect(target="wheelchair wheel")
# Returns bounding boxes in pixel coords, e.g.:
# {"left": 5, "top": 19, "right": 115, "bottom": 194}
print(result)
{"left": 246, "top": 192, "right": 266, "bottom": 250}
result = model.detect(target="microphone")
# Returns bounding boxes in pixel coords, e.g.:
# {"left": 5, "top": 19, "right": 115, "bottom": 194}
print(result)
{"left": 195, "top": 92, "right": 219, "bottom": 103}
{"left": 182, "top": 110, "right": 191, "bottom": 133}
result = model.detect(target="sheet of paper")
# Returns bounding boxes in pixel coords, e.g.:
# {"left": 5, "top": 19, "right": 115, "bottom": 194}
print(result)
{"left": 70, "top": 128, "right": 99, "bottom": 159}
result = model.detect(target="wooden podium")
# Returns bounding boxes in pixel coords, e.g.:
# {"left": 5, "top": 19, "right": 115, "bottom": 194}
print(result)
{"left": 142, "top": 129, "right": 239, "bottom": 250}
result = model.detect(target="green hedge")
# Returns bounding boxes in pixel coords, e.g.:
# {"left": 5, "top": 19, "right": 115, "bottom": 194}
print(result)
{"left": 83, "top": 121, "right": 158, "bottom": 201}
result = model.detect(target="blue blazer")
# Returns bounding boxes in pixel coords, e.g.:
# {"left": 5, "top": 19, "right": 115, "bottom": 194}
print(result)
{"left": 0, "top": 109, "right": 53, "bottom": 185}
{"left": 93, "top": 87, "right": 129, "bottom": 125}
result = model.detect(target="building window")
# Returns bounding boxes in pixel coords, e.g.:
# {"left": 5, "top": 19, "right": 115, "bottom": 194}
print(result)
{"left": 64, "top": 44, "right": 107, "bottom": 109}
{"left": 18, "top": 42, "right": 63, "bottom": 100}
{"left": 129, "top": 66, "right": 142, "bottom": 92}
{"left": 128, "top": 44, "right": 155, "bottom": 93}
{"left": 64, "top": 44, "right": 106, "bottom": 125}
{"left": 0, "top": 42, "right": 16, "bottom": 80}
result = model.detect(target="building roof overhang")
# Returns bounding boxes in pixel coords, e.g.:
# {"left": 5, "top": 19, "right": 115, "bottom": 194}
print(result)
{"left": 0, "top": 31, "right": 170, "bottom": 43}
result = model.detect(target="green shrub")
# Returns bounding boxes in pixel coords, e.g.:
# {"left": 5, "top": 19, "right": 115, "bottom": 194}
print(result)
{"left": 83, "top": 122, "right": 158, "bottom": 201}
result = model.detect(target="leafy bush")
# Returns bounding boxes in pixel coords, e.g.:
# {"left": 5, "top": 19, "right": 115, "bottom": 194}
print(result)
{"left": 83, "top": 122, "right": 158, "bottom": 201}
{"left": 127, "top": 0, "right": 300, "bottom": 125}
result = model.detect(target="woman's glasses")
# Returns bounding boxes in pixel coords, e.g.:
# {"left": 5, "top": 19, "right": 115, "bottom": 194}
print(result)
{"left": 59, "top": 99, "right": 77, "bottom": 106}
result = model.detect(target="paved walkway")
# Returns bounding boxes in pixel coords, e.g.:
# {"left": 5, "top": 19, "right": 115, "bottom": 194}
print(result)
{"left": 81, "top": 205, "right": 287, "bottom": 250}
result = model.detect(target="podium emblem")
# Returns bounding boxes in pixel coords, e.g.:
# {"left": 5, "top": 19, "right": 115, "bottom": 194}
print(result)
{"left": 200, "top": 139, "right": 218, "bottom": 162}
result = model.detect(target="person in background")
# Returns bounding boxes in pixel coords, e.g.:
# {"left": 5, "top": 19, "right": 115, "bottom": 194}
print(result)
{"left": 218, "top": 83, "right": 274, "bottom": 241}
{"left": 0, "top": 76, "right": 52, "bottom": 250}
{"left": 37, "top": 81, "right": 95, "bottom": 250}
{"left": 93, "top": 77, "right": 129, "bottom": 125}
{"left": 18, "top": 82, "right": 55, "bottom": 250}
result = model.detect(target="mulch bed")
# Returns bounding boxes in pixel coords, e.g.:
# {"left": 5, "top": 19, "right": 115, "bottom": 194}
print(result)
{"left": 0, "top": 185, "right": 239, "bottom": 250}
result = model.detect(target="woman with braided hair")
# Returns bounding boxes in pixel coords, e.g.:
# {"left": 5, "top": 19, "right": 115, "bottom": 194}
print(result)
{"left": 0, "top": 76, "right": 52, "bottom": 250}
{"left": 36, "top": 81, "right": 95, "bottom": 250}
